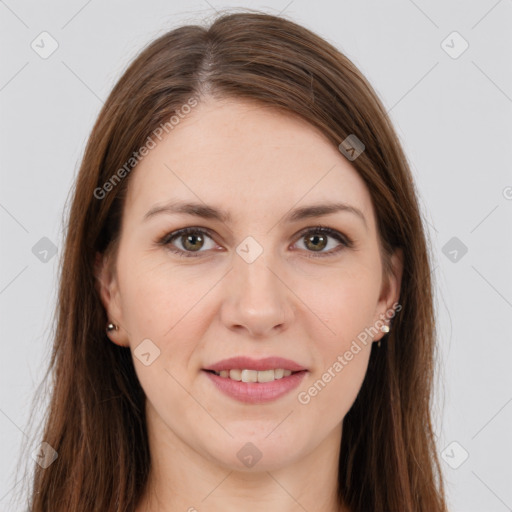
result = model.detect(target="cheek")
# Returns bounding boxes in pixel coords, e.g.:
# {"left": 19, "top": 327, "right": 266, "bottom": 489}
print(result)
{"left": 118, "top": 249, "right": 206, "bottom": 333}
{"left": 297, "top": 262, "right": 380, "bottom": 404}
{"left": 305, "top": 263, "right": 381, "bottom": 342}
{"left": 115, "top": 254, "right": 207, "bottom": 406}
{"left": 116, "top": 248, "right": 227, "bottom": 385}
{"left": 296, "top": 274, "right": 376, "bottom": 423}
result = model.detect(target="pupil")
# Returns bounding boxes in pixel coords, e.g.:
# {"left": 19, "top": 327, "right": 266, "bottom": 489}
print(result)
{"left": 308, "top": 234, "right": 326, "bottom": 251}
{"left": 184, "top": 233, "right": 203, "bottom": 251}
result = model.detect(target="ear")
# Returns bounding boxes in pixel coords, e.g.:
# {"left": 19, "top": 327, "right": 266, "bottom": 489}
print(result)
{"left": 373, "top": 248, "right": 403, "bottom": 342}
{"left": 94, "top": 250, "right": 129, "bottom": 347}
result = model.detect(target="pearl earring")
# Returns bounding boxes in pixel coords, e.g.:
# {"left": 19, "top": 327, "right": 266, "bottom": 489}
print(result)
{"left": 377, "top": 324, "right": 390, "bottom": 348}
{"left": 106, "top": 322, "right": 118, "bottom": 333}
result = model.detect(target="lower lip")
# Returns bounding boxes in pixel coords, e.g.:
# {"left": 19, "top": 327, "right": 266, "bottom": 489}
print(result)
{"left": 203, "top": 370, "right": 307, "bottom": 404}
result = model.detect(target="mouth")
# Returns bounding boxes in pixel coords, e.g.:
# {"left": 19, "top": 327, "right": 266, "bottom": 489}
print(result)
{"left": 204, "top": 368, "right": 304, "bottom": 383}
{"left": 202, "top": 356, "right": 308, "bottom": 403}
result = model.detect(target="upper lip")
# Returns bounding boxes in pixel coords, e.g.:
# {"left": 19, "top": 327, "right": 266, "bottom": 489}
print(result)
{"left": 204, "top": 356, "right": 307, "bottom": 372}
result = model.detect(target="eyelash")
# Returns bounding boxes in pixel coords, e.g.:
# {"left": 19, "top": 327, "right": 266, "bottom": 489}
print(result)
{"left": 157, "top": 225, "right": 353, "bottom": 259}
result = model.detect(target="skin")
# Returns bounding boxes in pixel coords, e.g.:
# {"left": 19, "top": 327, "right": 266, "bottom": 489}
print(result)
{"left": 96, "top": 97, "right": 403, "bottom": 512}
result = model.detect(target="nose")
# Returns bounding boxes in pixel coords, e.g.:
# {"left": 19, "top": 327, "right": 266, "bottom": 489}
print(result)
{"left": 220, "top": 248, "right": 294, "bottom": 338}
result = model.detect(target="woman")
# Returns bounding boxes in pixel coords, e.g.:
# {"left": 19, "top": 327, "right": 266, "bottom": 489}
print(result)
{"left": 25, "top": 10, "right": 448, "bottom": 512}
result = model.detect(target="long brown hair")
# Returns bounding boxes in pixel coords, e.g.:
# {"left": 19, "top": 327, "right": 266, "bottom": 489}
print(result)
{"left": 19, "top": 10, "right": 447, "bottom": 512}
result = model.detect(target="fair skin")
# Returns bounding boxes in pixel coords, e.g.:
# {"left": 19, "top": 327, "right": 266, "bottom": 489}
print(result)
{"left": 96, "top": 97, "right": 403, "bottom": 512}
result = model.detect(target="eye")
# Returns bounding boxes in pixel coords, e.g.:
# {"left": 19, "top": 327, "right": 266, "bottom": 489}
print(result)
{"left": 157, "top": 225, "right": 353, "bottom": 258}
{"left": 158, "top": 227, "right": 217, "bottom": 257}
{"left": 292, "top": 225, "right": 353, "bottom": 257}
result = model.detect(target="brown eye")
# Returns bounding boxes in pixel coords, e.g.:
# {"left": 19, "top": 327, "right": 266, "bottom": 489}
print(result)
{"left": 304, "top": 232, "right": 328, "bottom": 252}
{"left": 160, "top": 227, "right": 216, "bottom": 257}
{"left": 181, "top": 232, "right": 205, "bottom": 252}
{"left": 294, "top": 226, "right": 352, "bottom": 257}
{"left": 159, "top": 225, "right": 352, "bottom": 259}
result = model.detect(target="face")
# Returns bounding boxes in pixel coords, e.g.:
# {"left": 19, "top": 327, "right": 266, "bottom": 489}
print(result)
{"left": 96, "top": 97, "right": 402, "bottom": 472}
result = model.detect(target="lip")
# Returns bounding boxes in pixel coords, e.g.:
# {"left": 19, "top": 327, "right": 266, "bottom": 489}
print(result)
{"left": 203, "top": 369, "right": 308, "bottom": 404}
{"left": 204, "top": 356, "right": 307, "bottom": 372}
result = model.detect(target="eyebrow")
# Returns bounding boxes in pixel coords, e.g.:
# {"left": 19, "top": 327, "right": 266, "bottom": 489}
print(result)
{"left": 143, "top": 200, "right": 367, "bottom": 229}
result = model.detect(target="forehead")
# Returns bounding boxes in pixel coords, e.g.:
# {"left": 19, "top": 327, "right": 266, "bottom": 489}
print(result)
{"left": 123, "top": 98, "right": 375, "bottom": 230}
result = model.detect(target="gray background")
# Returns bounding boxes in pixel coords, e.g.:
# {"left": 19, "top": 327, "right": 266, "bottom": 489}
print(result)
{"left": 1, "top": 1, "right": 511, "bottom": 511}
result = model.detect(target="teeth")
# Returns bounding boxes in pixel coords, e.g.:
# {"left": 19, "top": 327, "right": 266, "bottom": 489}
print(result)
{"left": 274, "top": 368, "right": 284, "bottom": 379}
{"left": 256, "top": 370, "right": 275, "bottom": 383}
{"left": 229, "top": 369, "right": 242, "bottom": 381}
{"left": 241, "top": 369, "right": 258, "bottom": 383}
{"left": 213, "top": 368, "right": 296, "bottom": 382}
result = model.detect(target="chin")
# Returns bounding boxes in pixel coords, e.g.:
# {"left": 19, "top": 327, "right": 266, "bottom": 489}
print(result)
{"left": 204, "top": 433, "right": 307, "bottom": 472}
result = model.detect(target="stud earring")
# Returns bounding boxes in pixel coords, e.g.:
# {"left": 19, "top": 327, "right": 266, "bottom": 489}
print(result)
{"left": 106, "top": 322, "right": 118, "bottom": 333}
{"left": 377, "top": 324, "right": 390, "bottom": 348}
